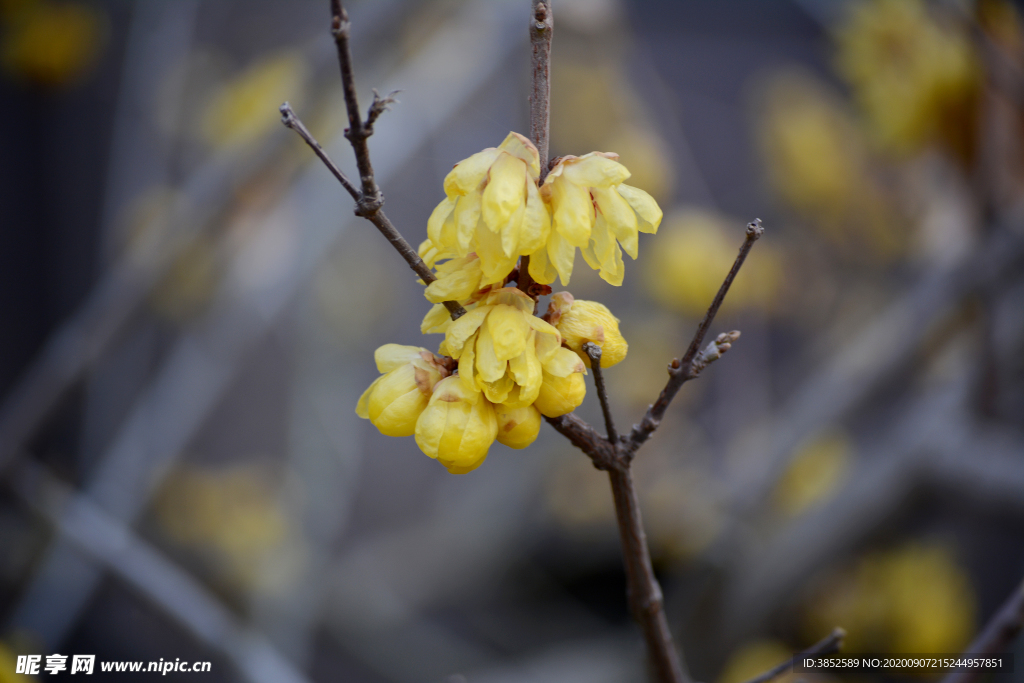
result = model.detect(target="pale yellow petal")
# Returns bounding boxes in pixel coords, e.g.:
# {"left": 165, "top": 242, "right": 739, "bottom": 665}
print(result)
{"left": 427, "top": 196, "right": 456, "bottom": 246}
{"left": 482, "top": 152, "right": 527, "bottom": 233}
{"left": 486, "top": 304, "right": 529, "bottom": 361}
{"left": 481, "top": 373, "right": 514, "bottom": 404}
{"left": 495, "top": 403, "right": 542, "bottom": 449}
{"left": 599, "top": 243, "right": 625, "bottom": 287}
{"left": 459, "top": 330, "right": 479, "bottom": 392}
{"left": 498, "top": 131, "right": 541, "bottom": 178}
{"left": 543, "top": 346, "right": 586, "bottom": 378}
{"left": 500, "top": 197, "right": 526, "bottom": 258}
{"left": 560, "top": 153, "right": 631, "bottom": 188}
{"left": 548, "top": 229, "right": 576, "bottom": 286}
{"left": 424, "top": 256, "right": 482, "bottom": 303}
{"left": 356, "top": 375, "right": 384, "bottom": 419}
{"left": 444, "top": 148, "right": 501, "bottom": 196}
{"left": 594, "top": 186, "right": 639, "bottom": 259}
{"left": 518, "top": 177, "right": 551, "bottom": 255}
{"left": 444, "top": 306, "right": 489, "bottom": 358}
{"left": 374, "top": 344, "right": 427, "bottom": 373}
{"left": 474, "top": 322, "right": 507, "bottom": 383}
{"left": 421, "top": 303, "right": 452, "bottom": 334}
{"left": 475, "top": 217, "right": 517, "bottom": 284}
{"left": 552, "top": 180, "right": 594, "bottom": 248}
{"left": 591, "top": 212, "right": 616, "bottom": 266}
{"left": 454, "top": 192, "right": 481, "bottom": 255}
{"left": 528, "top": 243, "right": 558, "bottom": 285}
{"left": 617, "top": 184, "right": 663, "bottom": 233}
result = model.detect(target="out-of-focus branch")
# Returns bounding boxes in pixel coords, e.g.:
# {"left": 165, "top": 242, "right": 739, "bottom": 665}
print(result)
{"left": 281, "top": 3, "right": 467, "bottom": 320}
{"left": 7, "top": 458, "right": 310, "bottom": 683}
{"left": 942, "top": 578, "right": 1024, "bottom": 683}
{"left": 625, "top": 219, "right": 762, "bottom": 457}
{"left": 583, "top": 342, "right": 618, "bottom": 443}
{"left": 739, "top": 628, "right": 846, "bottom": 683}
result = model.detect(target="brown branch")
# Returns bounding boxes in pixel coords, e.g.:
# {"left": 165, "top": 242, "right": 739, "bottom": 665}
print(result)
{"left": 283, "top": 5, "right": 466, "bottom": 320}
{"left": 608, "top": 465, "right": 689, "bottom": 683}
{"left": 625, "top": 219, "right": 763, "bottom": 457}
{"left": 518, "top": 0, "right": 553, "bottom": 300}
{"left": 739, "top": 628, "right": 846, "bottom": 683}
{"left": 941, "top": 578, "right": 1024, "bottom": 683}
{"left": 583, "top": 342, "right": 618, "bottom": 443}
{"left": 543, "top": 413, "right": 616, "bottom": 470}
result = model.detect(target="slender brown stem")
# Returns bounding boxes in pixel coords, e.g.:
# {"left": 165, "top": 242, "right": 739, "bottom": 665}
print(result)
{"left": 941, "top": 578, "right": 1024, "bottom": 683}
{"left": 583, "top": 342, "right": 618, "bottom": 443}
{"left": 608, "top": 465, "right": 688, "bottom": 683}
{"left": 280, "top": 102, "right": 360, "bottom": 201}
{"left": 739, "top": 628, "right": 846, "bottom": 683}
{"left": 625, "top": 219, "right": 763, "bottom": 457}
{"left": 519, "top": 0, "right": 553, "bottom": 299}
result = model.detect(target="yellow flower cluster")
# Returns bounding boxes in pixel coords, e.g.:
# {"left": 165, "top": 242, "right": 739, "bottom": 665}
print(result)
{"left": 358, "top": 132, "right": 664, "bottom": 474}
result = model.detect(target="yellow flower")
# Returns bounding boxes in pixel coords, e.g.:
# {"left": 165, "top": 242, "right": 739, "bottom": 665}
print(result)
{"left": 530, "top": 152, "right": 662, "bottom": 287}
{"left": 836, "top": 0, "right": 981, "bottom": 160}
{"left": 534, "top": 347, "right": 587, "bottom": 417}
{"left": 443, "top": 287, "right": 562, "bottom": 406}
{"left": 1, "top": 0, "right": 104, "bottom": 86}
{"left": 424, "top": 132, "right": 551, "bottom": 285}
{"left": 494, "top": 403, "right": 542, "bottom": 449}
{"left": 356, "top": 344, "right": 449, "bottom": 437}
{"left": 546, "top": 292, "right": 627, "bottom": 368}
{"left": 415, "top": 375, "right": 498, "bottom": 474}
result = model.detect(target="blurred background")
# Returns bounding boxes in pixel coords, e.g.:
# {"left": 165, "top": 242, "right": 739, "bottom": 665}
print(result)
{"left": 1, "top": 0, "right": 1023, "bottom": 681}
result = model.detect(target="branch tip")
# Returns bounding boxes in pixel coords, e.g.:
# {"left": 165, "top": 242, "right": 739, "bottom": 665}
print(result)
{"left": 747, "top": 217, "right": 765, "bottom": 239}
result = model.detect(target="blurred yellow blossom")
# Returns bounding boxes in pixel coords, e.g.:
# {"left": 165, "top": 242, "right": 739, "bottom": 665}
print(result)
{"left": 645, "top": 210, "right": 781, "bottom": 317}
{"left": 546, "top": 292, "right": 628, "bottom": 368}
{"left": 201, "top": 51, "right": 307, "bottom": 150}
{"left": 757, "top": 71, "right": 906, "bottom": 259}
{"left": 718, "top": 640, "right": 795, "bottom": 683}
{"left": 772, "top": 430, "right": 852, "bottom": 518}
{"left": 804, "top": 542, "right": 976, "bottom": 656}
{"left": 1, "top": 0, "right": 104, "bottom": 86}
{"left": 836, "top": 0, "right": 982, "bottom": 162}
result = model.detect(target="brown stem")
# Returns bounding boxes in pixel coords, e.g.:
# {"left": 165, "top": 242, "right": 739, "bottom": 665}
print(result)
{"left": 625, "top": 219, "right": 763, "bottom": 457}
{"left": 941, "top": 578, "right": 1024, "bottom": 683}
{"left": 519, "top": 0, "right": 552, "bottom": 300}
{"left": 739, "top": 628, "right": 846, "bottom": 683}
{"left": 583, "top": 342, "right": 618, "bottom": 443}
{"left": 608, "top": 465, "right": 689, "bottom": 683}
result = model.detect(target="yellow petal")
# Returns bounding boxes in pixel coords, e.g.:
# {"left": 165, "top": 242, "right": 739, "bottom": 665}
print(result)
{"left": 459, "top": 330, "right": 479, "bottom": 392}
{"left": 415, "top": 377, "right": 497, "bottom": 473}
{"left": 356, "top": 375, "right": 384, "bottom": 419}
{"left": 552, "top": 180, "right": 594, "bottom": 248}
{"left": 444, "top": 306, "right": 489, "bottom": 358}
{"left": 518, "top": 177, "right": 551, "bottom": 255}
{"left": 481, "top": 373, "right": 514, "bottom": 404}
{"left": 474, "top": 323, "right": 507, "bottom": 383}
{"left": 528, "top": 243, "right": 558, "bottom": 285}
{"left": 495, "top": 404, "right": 542, "bottom": 449}
{"left": 421, "top": 303, "right": 452, "bottom": 334}
{"left": 425, "top": 256, "right": 483, "bottom": 303}
{"left": 486, "top": 304, "right": 529, "bottom": 361}
{"left": 427, "top": 196, "right": 457, "bottom": 246}
{"left": 367, "top": 365, "right": 435, "bottom": 437}
{"left": 500, "top": 198, "right": 526, "bottom": 258}
{"left": 374, "top": 344, "right": 428, "bottom": 373}
{"left": 548, "top": 229, "right": 576, "bottom": 286}
{"left": 591, "top": 212, "right": 616, "bottom": 266}
{"left": 454, "top": 192, "right": 481, "bottom": 255}
{"left": 482, "top": 152, "right": 527, "bottom": 233}
{"left": 475, "top": 218, "right": 517, "bottom": 284}
{"left": 444, "top": 148, "right": 501, "bottom": 196}
{"left": 534, "top": 371, "right": 586, "bottom": 418}
{"left": 594, "top": 187, "right": 639, "bottom": 259}
{"left": 598, "top": 244, "right": 625, "bottom": 287}
{"left": 543, "top": 346, "right": 586, "bottom": 377}
{"left": 508, "top": 341, "right": 542, "bottom": 401}
{"left": 498, "top": 131, "right": 541, "bottom": 178}
{"left": 555, "top": 299, "right": 628, "bottom": 367}
{"left": 526, "top": 316, "right": 562, "bottom": 363}
{"left": 559, "top": 153, "right": 630, "bottom": 188}
{"left": 617, "top": 184, "right": 663, "bottom": 233}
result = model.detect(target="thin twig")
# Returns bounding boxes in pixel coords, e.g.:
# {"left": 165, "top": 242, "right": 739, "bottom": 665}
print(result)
{"left": 583, "top": 342, "right": 618, "bottom": 443}
{"left": 544, "top": 413, "right": 617, "bottom": 470}
{"left": 284, "top": 4, "right": 466, "bottom": 320}
{"left": 739, "top": 628, "right": 846, "bottom": 683}
{"left": 280, "top": 102, "right": 360, "bottom": 201}
{"left": 626, "top": 219, "right": 763, "bottom": 457}
{"left": 941, "top": 578, "right": 1024, "bottom": 683}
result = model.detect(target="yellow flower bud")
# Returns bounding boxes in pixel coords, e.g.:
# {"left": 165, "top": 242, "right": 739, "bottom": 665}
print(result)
{"left": 356, "top": 345, "right": 448, "bottom": 437}
{"left": 547, "top": 292, "right": 628, "bottom": 368}
{"left": 415, "top": 376, "right": 498, "bottom": 474}
{"left": 531, "top": 152, "right": 662, "bottom": 287}
{"left": 533, "top": 347, "right": 587, "bottom": 417}
{"left": 494, "top": 403, "right": 542, "bottom": 449}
